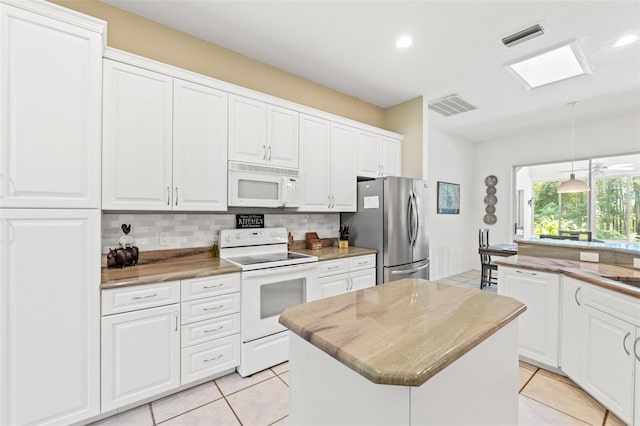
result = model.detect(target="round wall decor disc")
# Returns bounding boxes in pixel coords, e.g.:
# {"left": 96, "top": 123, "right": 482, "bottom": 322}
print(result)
{"left": 484, "top": 175, "right": 498, "bottom": 186}
{"left": 486, "top": 186, "right": 496, "bottom": 195}
{"left": 483, "top": 214, "right": 497, "bottom": 225}
{"left": 485, "top": 205, "right": 495, "bottom": 214}
{"left": 484, "top": 194, "right": 497, "bottom": 206}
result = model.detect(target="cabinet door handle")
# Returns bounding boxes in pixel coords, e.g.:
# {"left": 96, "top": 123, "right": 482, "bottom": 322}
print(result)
{"left": 203, "top": 354, "right": 223, "bottom": 363}
{"left": 263, "top": 145, "right": 267, "bottom": 160}
{"left": 327, "top": 265, "right": 340, "bottom": 270}
{"left": 346, "top": 277, "right": 352, "bottom": 291}
{"left": 634, "top": 337, "right": 640, "bottom": 362}
{"left": 203, "top": 283, "right": 224, "bottom": 289}
{"left": 268, "top": 146, "right": 272, "bottom": 161}
{"left": 204, "top": 325, "right": 225, "bottom": 334}
{"left": 174, "top": 312, "right": 179, "bottom": 332}
{"left": 623, "top": 331, "right": 631, "bottom": 355}
{"left": 175, "top": 187, "right": 179, "bottom": 206}
{"left": 132, "top": 293, "right": 158, "bottom": 300}
{"left": 203, "top": 304, "right": 224, "bottom": 311}
{"left": 574, "top": 287, "right": 582, "bottom": 306}
{"left": 167, "top": 186, "right": 171, "bottom": 206}
{"left": 327, "top": 195, "right": 332, "bottom": 208}
{"left": 516, "top": 270, "right": 537, "bottom": 276}
{"left": 331, "top": 196, "right": 335, "bottom": 209}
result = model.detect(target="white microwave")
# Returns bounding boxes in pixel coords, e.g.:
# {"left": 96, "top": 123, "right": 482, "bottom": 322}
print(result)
{"left": 228, "top": 162, "right": 302, "bottom": 208}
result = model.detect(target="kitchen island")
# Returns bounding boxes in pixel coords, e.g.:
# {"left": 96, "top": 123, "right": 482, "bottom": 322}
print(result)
{"left": 279, "top": 279, "right": 526, "bottom": 426}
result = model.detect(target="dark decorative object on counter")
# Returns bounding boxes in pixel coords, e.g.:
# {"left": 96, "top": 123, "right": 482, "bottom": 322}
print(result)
{"left": 107, "top": 246, "right": 139, "bottom": 269}
{"left": 288, "top": 232, "right": 294, "bottom": 250}
{"left": 108, "top": 223, "right": 139, "bottom": 268}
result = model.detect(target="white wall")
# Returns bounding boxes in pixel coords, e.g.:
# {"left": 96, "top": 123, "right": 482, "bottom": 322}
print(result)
{"left": 473, "top": 112, "right": 640, "bottom": 250}
{"left": 427, "top": 127, "right": 477, "bottom": 280}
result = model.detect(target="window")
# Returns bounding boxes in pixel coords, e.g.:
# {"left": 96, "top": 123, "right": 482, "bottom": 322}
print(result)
{"left": 516, "top": 153, "right": 640, "bottom": 243}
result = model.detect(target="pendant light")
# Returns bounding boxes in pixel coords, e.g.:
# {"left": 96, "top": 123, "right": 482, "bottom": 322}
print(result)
{"left": 557, "top": 102, "right": 590, "bottom": 193}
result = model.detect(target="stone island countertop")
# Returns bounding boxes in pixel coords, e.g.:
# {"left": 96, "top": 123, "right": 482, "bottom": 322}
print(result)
{"left": 279, "top": 278, "right": 526, "bottom": 387}
{"left": 495, "top": 255, "right": 640, "bottom": 299}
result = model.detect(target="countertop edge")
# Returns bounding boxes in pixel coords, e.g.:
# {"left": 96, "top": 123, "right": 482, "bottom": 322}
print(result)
{"left": 495, "top": 256, "right": 640, "bottom": 298}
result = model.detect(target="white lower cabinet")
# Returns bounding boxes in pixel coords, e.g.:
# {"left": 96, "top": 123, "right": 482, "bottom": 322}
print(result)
{"left": 100, "top": 274, "right": 241, "bottom": 413}
{"left": 180, "top": 274, "right": 240, "bottom": 385}
{"left": 560, "top": 276, "right": 583, "bottom": 382}
{"left": 581, "top": 305, "right": 635, "bottom": 424}
{"left": 316, "top": 255, "right": 376, "bottom": 300}
{"left": 0, "top": 209, "right": 101, "bottom": 425}
{"left": 635, "top": 334, "right": 640, "bottom": 426}
{"left": 498, "top": 267, "right": 560, "bottom": 367}
{"left": 101, "top": 303, "right": 181, "bottom": 412}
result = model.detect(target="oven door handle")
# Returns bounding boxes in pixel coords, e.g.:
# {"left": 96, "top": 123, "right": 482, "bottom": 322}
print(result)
{"left": 242, "top": 262, "right": 318, "bottom": 278}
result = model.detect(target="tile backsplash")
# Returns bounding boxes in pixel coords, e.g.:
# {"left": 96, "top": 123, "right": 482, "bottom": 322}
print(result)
{"left": 102, "top": 212, "right": 340, "bottom": 253}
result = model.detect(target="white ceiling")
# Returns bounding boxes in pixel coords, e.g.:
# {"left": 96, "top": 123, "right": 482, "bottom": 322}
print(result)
{"left": 103, "top": 0, "right": 640, "bottom": 143}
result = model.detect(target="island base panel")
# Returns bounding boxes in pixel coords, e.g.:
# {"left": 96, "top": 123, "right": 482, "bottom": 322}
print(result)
{"left": 288, "top": 321, "right": 519, "bottom": 426}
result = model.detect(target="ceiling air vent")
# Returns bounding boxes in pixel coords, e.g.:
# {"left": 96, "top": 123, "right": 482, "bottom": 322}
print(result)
{"left": 502, "top": 24, "right": 544, "bottom": 47}
{"left": 428, "top": 94, "right": 477, "bottom": 117}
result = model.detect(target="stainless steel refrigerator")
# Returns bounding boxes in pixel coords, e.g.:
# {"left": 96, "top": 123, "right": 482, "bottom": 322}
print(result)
{"left": 341, "top": 177, "right": 429, "bottom": 284}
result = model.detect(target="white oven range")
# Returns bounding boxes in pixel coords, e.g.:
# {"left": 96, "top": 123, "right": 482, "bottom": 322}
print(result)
{"left": 220, "top": 227, "right": 318, "bottom": 377}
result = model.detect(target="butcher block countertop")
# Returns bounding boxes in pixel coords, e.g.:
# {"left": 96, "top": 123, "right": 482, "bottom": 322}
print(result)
{"left": 279, "top": 279, "right": 526, "bottom": 386}
{"left": 102, "top": 245, "right": 376, "bottom": 289}
{"left": 495, "top": 255, "right": 640, "bottom": 299}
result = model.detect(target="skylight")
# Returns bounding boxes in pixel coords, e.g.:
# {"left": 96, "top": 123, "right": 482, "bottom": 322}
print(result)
{"left": 507, "top": 42, "right": 589, "bottom": 89}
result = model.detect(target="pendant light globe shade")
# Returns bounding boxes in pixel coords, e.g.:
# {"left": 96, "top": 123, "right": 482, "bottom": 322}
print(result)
{"left": 557, "top": 173, "right": 590, "bottom": 193}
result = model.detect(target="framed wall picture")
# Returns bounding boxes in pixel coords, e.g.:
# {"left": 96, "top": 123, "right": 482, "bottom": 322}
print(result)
{"left": 437, "top": 181, "right": 460, "bottom": 214}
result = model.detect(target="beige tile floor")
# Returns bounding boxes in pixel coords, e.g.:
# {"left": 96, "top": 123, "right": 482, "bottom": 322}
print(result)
{"left": 94, "top": 270, "right": 625, "bottom": 426}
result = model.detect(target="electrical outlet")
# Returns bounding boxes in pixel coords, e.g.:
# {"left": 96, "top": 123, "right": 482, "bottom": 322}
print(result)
{"left": 159, "top": 232, "right": 169, "bottom": 246}
{"left": 634, "top": 258, "right": 640, "bottom": 269}
{"left": 580, "top": 252, "right": 599, "bottom": 262}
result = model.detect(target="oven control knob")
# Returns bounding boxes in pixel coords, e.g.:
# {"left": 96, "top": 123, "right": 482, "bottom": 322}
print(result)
{"left": 225, "top": 236, "right": 231, "bottom": 242}
{"left": 235, "top": 232, "right": 242, "bottom": 239}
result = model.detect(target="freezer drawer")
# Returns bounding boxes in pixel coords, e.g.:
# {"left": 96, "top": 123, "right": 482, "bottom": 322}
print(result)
{"left": 383, "top": 259, "right": 430, "bottom": 283}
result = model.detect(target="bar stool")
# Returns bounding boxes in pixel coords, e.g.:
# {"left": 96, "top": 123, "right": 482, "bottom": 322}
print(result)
{"left": 479, "top": 228, "right": 498, "bottom": 289}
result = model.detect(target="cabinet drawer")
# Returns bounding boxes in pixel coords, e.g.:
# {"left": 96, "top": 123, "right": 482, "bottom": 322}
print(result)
{"left": 349, "top": 254, "right": 375, "bottom": 272}
{"left": 318, "top": 259, "right": 349, "bottom": 277}
{"left": 181, "top": 293, "right": 240, "bottom": 325}
{"left": 584, "top": 284, "right": 640, "bottom": 326}
{"left": 181, "top": 274, "right": 240, "bottom": 302}
{"left": 181, "top": 335, "right": 240, "bottom": 385}
{"left": 181, "top": 313, "right": 240, "bottom": 348}
{"left": 102, "top": 281, "right": 180, "bottom": 316}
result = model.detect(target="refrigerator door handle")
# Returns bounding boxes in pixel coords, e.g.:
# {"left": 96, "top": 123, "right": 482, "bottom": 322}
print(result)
{"left": 406, "top": 195, "right": 414, "bottom": 245}
{"left": 390, "top": 262, "right": 430, "bottom": 275}
{"left": 411, "top": 192, "right": 419, "bottom": 247}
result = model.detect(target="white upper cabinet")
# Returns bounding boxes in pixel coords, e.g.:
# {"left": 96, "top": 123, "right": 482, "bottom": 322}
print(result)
{"left": 299, "top": 115, "right": 356, "bottom": 212}
{"left": 330, "top": 123, "right": 357, "bottom": 211}
{"left": 103, "top": 60, "right": 228, "bottom": 211}
{"left": 0, "top": 209, "right": 101, "bottom": 425}
{"left": 299, "top": 114, "right": 332, "bottom": 211}
{"left": 102, "top": 60, "right": 173, "bottom": 210}
{"left": 0, "top": 3, "right": 103, "bottom": 208}
{"left": 356, "top": 131, "right": 401, "bottom": 178}
{"left": 228, "top": 94, "right": 299, "bottom": 168}
{"left": 173, "top": 79, "right": 228, "bottom": 211}
{"left": 380, "top": 136, "right": 402, "bottom": 177}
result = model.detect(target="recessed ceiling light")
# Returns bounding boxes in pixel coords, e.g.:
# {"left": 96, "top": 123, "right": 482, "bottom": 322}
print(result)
{"left": 396, "top": 36, "right": 412, "bottom": 48}
{"left": 613, "top": 34, "right": 640, "bottom": 48}
{"left": 506, "top": 42, "right": 589, "bottom": 89}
